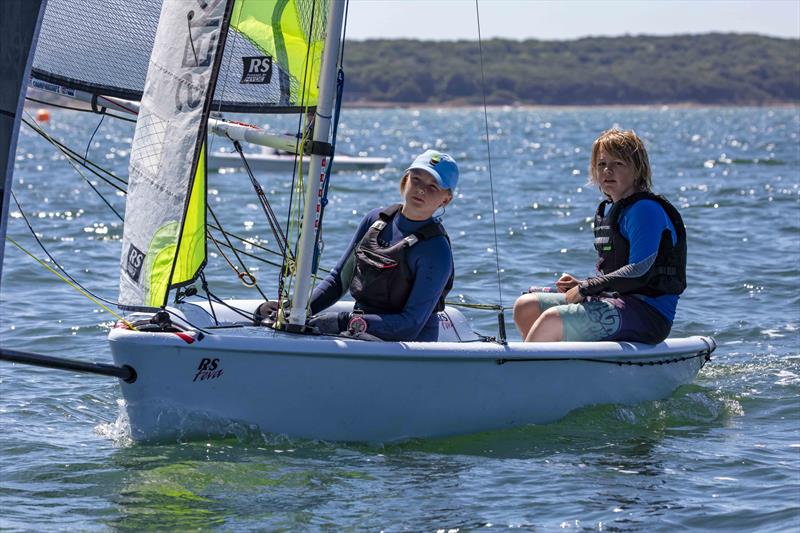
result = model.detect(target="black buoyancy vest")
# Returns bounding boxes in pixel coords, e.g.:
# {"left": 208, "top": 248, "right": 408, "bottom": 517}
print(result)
{"left": 593, "top": 191, "right": 687, "bottom": 296}
{"left": 349, "top": 204, "right": 453, "bottom": 314}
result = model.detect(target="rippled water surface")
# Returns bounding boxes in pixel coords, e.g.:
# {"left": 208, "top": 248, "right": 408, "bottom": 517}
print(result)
{"left": 1, "top": 106, "right": 799, "bottom": 531}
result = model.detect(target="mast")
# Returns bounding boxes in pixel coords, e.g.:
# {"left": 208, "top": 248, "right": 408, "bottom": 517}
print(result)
{"left": 288, "top": 0, "right": 346, "bottom": 327}
{"left": 0, "top": 0, "right": 48, "bottom": 289}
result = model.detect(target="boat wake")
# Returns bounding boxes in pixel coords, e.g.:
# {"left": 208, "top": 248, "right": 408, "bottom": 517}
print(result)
{"left": 94, "top": 399, "right": 133, "bottom": 448}
{"left": 96, "top": 398, "right": 308, "bottom": 447}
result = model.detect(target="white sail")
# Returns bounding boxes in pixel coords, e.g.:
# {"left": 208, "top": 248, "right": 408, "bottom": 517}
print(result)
{"left": 119, "top": 0, "right": 232, "bottom": 310}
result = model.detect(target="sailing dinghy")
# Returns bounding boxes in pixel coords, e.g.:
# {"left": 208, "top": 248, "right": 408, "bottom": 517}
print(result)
{"left": 110, "top": 299, "right": 714, "bottom": 442}
{"left": 1, "top": 0, "right": 714, "bottom": 443}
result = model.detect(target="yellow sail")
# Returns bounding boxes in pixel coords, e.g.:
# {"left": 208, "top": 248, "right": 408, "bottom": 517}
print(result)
{"left": 231, "top": 0, "right": 327, "bottom": 107}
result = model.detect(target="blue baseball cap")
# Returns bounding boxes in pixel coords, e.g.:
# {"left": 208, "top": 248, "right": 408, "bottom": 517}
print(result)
{"left": 405, "top": 150, "right": 459, "bottom": 191}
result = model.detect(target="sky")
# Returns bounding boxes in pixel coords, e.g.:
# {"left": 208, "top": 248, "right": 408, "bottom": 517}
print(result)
{"left": 344, "top": 0, "right": 800, "bottom": 41}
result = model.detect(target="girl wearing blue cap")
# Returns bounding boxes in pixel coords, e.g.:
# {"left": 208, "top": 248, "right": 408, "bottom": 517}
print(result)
{"left": 304, "top": 149, "right": 459, "bottom": 341}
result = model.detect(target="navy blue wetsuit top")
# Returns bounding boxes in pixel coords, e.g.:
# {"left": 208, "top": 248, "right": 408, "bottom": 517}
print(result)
{"left": 309, "top": 207, "right": 453, "bottom": 341}
{"left": 614, "top": 199, "right": 679, "bottom": 323}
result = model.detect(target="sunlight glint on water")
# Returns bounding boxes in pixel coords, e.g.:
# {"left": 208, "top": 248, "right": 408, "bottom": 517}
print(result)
{"left": 1, "top": 106, "right": 798, "bottom": 530}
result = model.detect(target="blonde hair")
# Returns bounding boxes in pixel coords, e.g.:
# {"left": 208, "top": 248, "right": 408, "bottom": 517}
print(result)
{"left": 399, "top": 171, "right": 410, "bottom": 194}
{"left": 589, "top": 128, "right": 652, "bottom": 192}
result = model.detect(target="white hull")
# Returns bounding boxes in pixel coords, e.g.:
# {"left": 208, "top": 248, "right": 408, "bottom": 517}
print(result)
{"left": 208, "top": 151, "right": 391, "bottom": 172}
{"left": 108, "top": 300, "right": 714, "bottom": 443}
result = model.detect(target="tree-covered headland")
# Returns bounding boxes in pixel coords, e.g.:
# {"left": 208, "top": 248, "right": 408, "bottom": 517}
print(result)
{"left": 342, "top": 34, "right": 799, "bottom": 105}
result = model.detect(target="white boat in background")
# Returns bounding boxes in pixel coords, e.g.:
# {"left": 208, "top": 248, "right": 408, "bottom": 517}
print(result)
{"left": 208, "top": 147, "right": 390, "bottom": 173}
{"left": 0, "top": 0, "right": 715, "bottom": 444}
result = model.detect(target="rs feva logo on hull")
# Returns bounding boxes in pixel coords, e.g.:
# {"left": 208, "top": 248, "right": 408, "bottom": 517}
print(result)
{"left": 194, "top": 358, "right": 223, "bottom": 382}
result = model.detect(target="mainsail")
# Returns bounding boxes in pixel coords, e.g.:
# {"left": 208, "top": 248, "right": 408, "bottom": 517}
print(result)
{"left": 32, "top": 0, "right": 327, "bottom": 113}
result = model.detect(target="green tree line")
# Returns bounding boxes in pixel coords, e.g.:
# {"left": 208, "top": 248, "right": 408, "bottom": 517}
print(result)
{"left": 341, "top": 34, "right": 799, "bottom": 105}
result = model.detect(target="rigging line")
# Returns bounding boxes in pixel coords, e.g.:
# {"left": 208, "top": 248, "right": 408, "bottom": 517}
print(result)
{"left": 208, "top": 232, "right": 285, "bottom": 270}
{"left": 23, "top": 117, "right": 127, "bottom": 189}
{"left": 5, "top": 236, "right": 134, "bottom": 328}
{"left": 161, "top": 307, "right": 213, "bottom": 335}
{"left": 207, "top": 227, "right": 264, "bottom": 288}
{"left": 199, "top": 272, "right": 219, "bottom": 325}
{"left": 84, "top": 114, "right": 106, "bottom": 161}
{"left": 207, "top": 222, "right": 285, "bottom": 258}
{"left": 339, "top": 0, "right": 350, "bottom": 69}
{"left": 207, "top": 204, "right": 269, "bottom": 300}
{"left": 207, "top": 220, "right": 304, "bottom": 264}
{"left": 7, "top": 217, "right": 219, "bottom": 336}
{"left": 312, "top": 69, "right": 344, "bottom": 267}
{"left": 24, "top": 97, "right": 137, "bottom": 123}
{"left": 207, "top": 230, "right": 327, "bottom": 279}
{"left": 444, "top": 301, "right": 508, "bottom": 312}
{"left": 279, "top": 120, "right": 310, "bottom": 301}
{"left": 312, "top": 0, "right": 349, "bottom": 261}
{"left": 202, "top": 287, "right": 263, "bottom": 322}
{"left": 284, "top": 0, "right": 321, "bottom": 231}
{"left": 208, "top": 227, "right": 248, "bottom": 274}
{"left": 22, "top": 112, "right": 124, "bottom": 221}
{"left": 495, "top": 351, "right": 711, "bottom": 366}
{"left": 232, "top": 140, "right": 290, "bottom": 257}
{"left": 297, "top": 0, "right": 320, "bottom": 123}
{"left": 10, "top": 192, "right": 119, "bottom": 308}
{"left": 206, "top": 223, "right": 331, "bottom": 276}
{"left": 22, "top": 115, "right": 126, "bottom": 189}
{"left": 474, "top": 0, "right": 504, "bottom": 309}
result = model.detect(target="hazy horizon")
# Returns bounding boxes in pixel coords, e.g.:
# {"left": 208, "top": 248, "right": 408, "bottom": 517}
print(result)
{"left": 345, "top": 0, "right": 800, "bottom": 42}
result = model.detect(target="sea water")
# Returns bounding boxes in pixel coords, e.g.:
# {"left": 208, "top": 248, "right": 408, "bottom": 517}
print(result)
{"left": 1, "top": 106, "right": 798, "bottom": 531}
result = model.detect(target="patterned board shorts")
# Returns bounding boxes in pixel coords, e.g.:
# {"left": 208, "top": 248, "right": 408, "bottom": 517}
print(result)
{"left": 535, "top": 293, "right": 672, "bottom": 344}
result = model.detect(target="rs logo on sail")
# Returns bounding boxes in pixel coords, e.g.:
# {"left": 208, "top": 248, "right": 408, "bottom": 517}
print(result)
{"left": 241, "top": 56, "right": 273, "bottom": 84}
{"left": 124, "top": 244, "right": 145, "bottom": 282}
{"left": 194, "top": 358, "right": 224, "bottom": 382}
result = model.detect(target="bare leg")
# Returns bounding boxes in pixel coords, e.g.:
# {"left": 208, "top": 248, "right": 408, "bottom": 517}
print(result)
{"left": 513, "top": 293, "right": 544, "bottom": 337}
{"left": 525, "top": 308, "right": 565, "bottom": 342}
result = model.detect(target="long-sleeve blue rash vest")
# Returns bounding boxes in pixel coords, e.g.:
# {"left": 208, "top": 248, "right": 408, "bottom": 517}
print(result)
{"left": 309, "top": 207, "right": 453, "bottom": 341}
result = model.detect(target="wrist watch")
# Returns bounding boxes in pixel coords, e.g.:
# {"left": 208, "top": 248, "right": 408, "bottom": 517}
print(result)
{"left": 347, "top": 310, "right": 368, "bottom": 334}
